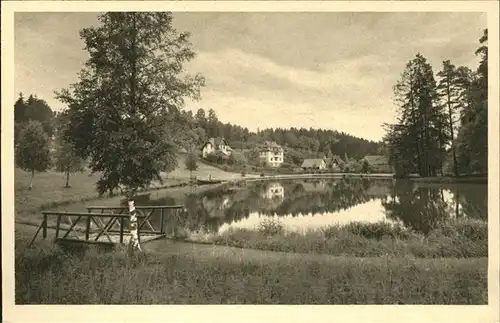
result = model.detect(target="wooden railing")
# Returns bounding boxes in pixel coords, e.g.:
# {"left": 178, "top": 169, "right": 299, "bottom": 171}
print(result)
{"left": 28, "top": 205, "right": 184, "bottom": 247}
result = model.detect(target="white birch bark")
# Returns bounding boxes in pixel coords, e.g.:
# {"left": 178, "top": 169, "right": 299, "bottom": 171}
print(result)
{"left": 128, "top": 199, "right": 142, "bottom": 252}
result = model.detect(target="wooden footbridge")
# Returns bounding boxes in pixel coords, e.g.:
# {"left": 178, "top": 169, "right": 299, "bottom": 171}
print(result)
{"left": 29, "top": 205, "right": 185, "bottom": 247}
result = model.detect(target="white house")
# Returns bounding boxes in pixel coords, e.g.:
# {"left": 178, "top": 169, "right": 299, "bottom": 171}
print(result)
{"left": 201, "top": 137, "right": 232, "bottom": 158}
{"left": 258, "top": 141, "right": 284, "bottom": 168}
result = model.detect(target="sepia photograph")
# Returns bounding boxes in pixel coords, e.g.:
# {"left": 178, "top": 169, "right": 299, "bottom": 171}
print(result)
{"left": 2, "top": 1, "right": 499, "bottom": 321}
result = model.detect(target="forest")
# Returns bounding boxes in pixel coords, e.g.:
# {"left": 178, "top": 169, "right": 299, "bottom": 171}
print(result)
{"left": 14, "top": 97, "right": 382, "bottom": 173}
{"left": 384, "top": 29, "right": 488, "bottom": 177}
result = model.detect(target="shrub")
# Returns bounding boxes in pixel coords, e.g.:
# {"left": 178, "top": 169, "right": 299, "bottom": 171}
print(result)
{"left": 433, "top": 219, "right": 487, "bottom": 242}
{"left": 260, "top": 172, "right": 265, "bottom": 177}
{"left": 228, "top": 152, "right": 247, "bottom": 166}
{"left": 361, "top": 160, "right": 371, "bottom": 173}
{"left": 257, "top": 218, "right": 284, "bottom": 236}
{"left": 343, "top": 221, "right": 413, "bottom": 240}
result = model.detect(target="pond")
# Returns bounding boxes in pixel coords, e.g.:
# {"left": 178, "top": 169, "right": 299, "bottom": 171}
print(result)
{"left": 132, "top": 178, "right": 488, "bottom": 235}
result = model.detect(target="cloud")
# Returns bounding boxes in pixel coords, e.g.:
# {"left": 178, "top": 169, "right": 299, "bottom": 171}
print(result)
{"left": 14, "top": 12, "right": 487, "bottom": 142}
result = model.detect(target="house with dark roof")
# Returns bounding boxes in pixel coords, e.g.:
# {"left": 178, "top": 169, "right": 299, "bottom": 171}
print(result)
{"left": 201, "top": 137, "right": 232, "bottom": 158}
{"left": 324, "top": 155, "right": 345, "bottom": 171}
{"left": 301, "top": 158, "right": 327, "bottom": 171}
{"left": 361, "top": 155, "right": 392, "bottom": 173}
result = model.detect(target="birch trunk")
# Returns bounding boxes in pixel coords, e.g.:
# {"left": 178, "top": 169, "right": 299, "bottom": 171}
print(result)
{"left": 29, "top": 169, "right": 34, "bottom": 190}
{"left": 128, "top": 198, "right": 142, "bottom": 254}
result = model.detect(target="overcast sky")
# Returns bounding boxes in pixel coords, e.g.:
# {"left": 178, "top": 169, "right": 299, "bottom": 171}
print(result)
{"left": 14, "top": 12, "right": 486, "bottom": 141}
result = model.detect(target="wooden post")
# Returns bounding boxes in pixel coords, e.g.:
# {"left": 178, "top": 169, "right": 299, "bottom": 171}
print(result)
{"left": 28, "top": 223, "right": 44, "bottom": 247}
{"left": 55, "top": 215, "right": 61, "bottom": 239}
{"left": 86, "top": 210, "right": 91, "bottom": 241}
{"left": 160, "top": 208, "right": 165, "bottom": 234}
{"left": 119, "top": 217, "right": 124, "bottom": 244}
{"left": 137, "top": 219, "right": 141, "bottom": 243}
{"left": 42, "top": 213, "right": 48, "bottom": 239}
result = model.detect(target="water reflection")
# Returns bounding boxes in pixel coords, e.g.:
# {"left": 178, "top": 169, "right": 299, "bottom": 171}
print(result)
{"left": 133, "top": 178, "right": 487, "bottom": 235}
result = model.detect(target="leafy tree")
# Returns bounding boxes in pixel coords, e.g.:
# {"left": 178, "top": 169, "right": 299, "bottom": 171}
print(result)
{"left": 24, "top": 95, "right": 55, "bottom": 137}
{"left": 54, "top": 136, "right": 86, "bottom": 188}
{"left": 284, "top": 148, "right": 303, "bottom": 166}
{"left": 15, "top": 121, "right": 52, "bottom": 189}
{"left": 206, "top": 108, "right": 218, "bottom": 137}
{"left": 53, "top": 114, "right": 85, "bottom": 188}
{"left": 185, "top": 150, "right": 198, "bottom": 178}
{"left": 204, "top": 151, "right": 226, "bottom": 164}
{"left": 56, "top": 12, "right": 204, "bottom": 253}
{"left": 14, "top": 93, "right": 55, "bottom": 141}
{"left": 345, "top": 160, "right": 361, "bottom": 173}
{"left": 228, "top": 151, "right": 247, "bottom": 166}
{"left": 195, "top": 108, "right": 207, "bottom": 128}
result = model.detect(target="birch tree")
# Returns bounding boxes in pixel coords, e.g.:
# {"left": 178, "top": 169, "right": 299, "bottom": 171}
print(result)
{"left": 56, "top": 12, "right": 204, "bottom": 253}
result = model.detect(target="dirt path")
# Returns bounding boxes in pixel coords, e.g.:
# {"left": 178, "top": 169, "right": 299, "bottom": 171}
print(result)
{"left": 17, "top": 222, "right": 486, "bottom": 269}
{"left": 142, "top": 237, "right": 486, "bottom": 266}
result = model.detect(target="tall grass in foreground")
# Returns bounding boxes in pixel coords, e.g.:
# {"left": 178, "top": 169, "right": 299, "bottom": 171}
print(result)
{"left": 16, "top": 240, "right": 487, "bottom": 304}
{"left": 191, "top": 218, "right": 488, "bottom": 258}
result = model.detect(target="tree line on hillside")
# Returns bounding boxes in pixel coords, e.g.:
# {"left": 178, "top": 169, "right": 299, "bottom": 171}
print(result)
{"left": 160, "top": 106, "right": 382, "bottom": 166}
{"left": 384, "top": 29, "right": 488, "bottom": 178}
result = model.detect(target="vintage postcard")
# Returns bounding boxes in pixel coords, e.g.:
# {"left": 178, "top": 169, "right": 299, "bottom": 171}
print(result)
{"left": 2, "top": 1, "right": 499, "bottom": 323}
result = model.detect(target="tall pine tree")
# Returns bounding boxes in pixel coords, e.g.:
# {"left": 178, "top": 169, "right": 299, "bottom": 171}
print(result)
{"left": 388, "top": 54, "right": 446, "bottom": 177}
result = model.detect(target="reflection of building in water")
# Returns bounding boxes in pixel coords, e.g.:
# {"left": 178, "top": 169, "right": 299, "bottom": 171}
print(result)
{"left": 262, "top": 182, "right": 285, "bottom": 200}
{"left": 301, "top": 180, "right": 327, "bottom": 192}
{"left": 202, "top": 195, "right": 232, "bottom": 218}
{"left": 365, "top": 184, "right": 391, "bottom": 198}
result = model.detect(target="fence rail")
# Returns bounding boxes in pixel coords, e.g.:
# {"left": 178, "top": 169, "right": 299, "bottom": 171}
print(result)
{"left": 28, "top": 205, "right": 185, "bottom": 247}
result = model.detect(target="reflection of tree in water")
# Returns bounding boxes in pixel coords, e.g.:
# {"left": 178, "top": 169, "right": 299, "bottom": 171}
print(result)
{"left": 452, "top": 185, "right": 487, "bottom": 221}
{"left": 382, "top": 181, "right": 447, "bottom": 234}
{"left": 181, "top": 194, "right": 226, "bottom": 233}
{"left": 140, "top": 178, "right": 487, "bottom": 235}
{"left": 381, "top": 180, "right": 487, "bottom": 234}
{"left": 175, "top": 179, "right": 394, "bottom": 232}
{"left": 272, "top": 178, "right": 381, "bottom": 217}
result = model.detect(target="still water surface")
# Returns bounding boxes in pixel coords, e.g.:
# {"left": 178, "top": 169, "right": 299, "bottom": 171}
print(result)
{"left": 133, "top": 178, "right": 487, "bottom": 235}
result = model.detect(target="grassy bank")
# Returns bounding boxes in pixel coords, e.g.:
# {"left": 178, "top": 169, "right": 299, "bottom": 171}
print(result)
{"left": 411, "top": 176, "right": 488, "bottom": 184}
{"left": 181, "top": 218, "right": 488, "bottom": 259}
{"left": 15, "top": 238, "right": 487, "bottom": 304}
{"left": 14, "top": 155, "right": 245, "bottom": 227}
